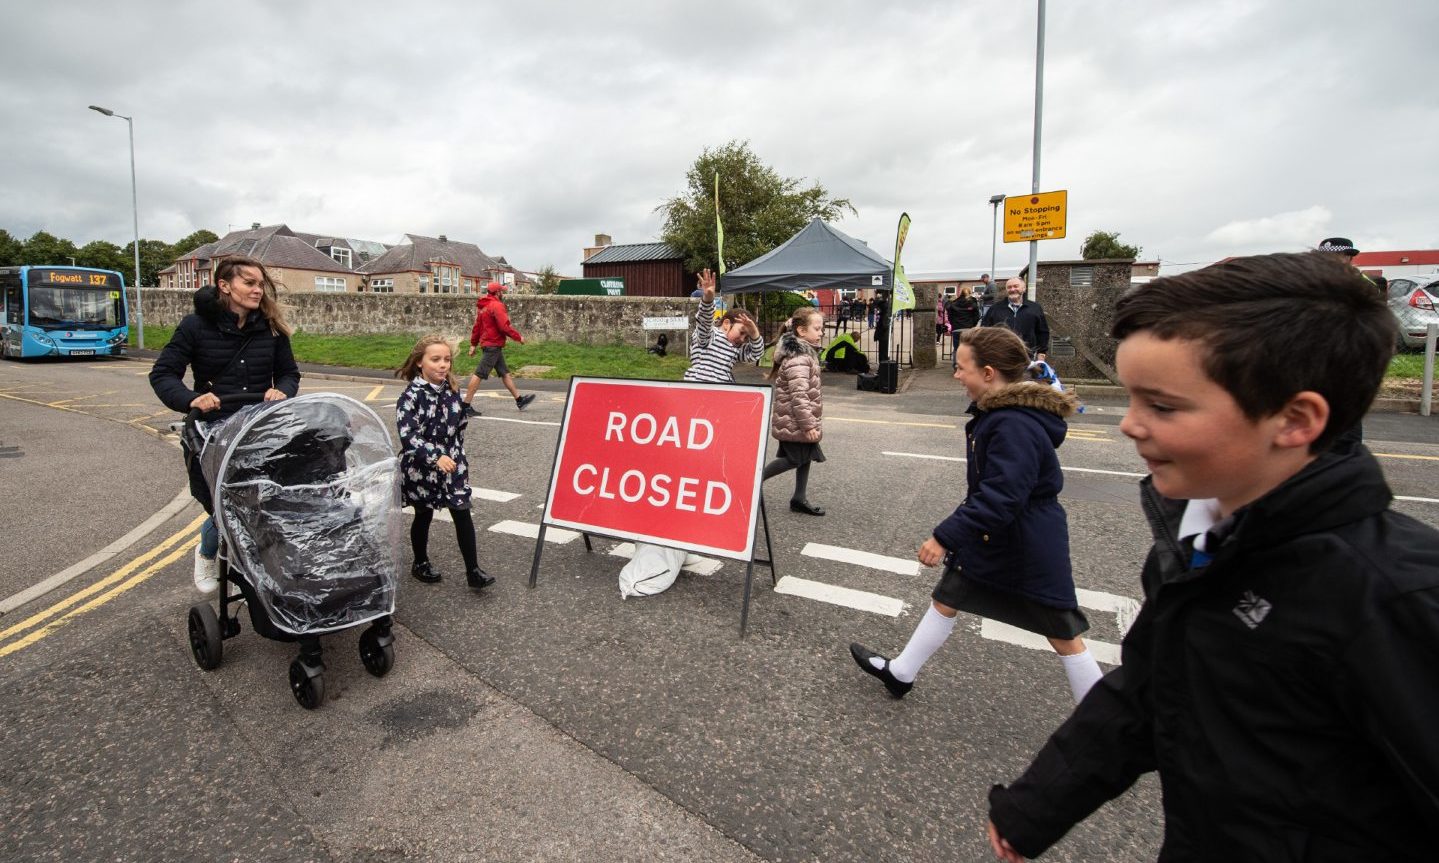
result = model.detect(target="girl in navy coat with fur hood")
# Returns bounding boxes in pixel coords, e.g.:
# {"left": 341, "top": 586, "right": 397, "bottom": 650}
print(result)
{"left": 850, "top": 326, "right": 1104, "bottom": 703}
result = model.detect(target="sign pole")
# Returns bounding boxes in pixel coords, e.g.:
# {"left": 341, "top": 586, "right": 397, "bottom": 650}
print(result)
{"left": 1027, "top": 0, "right": 1046, "bottom": 302}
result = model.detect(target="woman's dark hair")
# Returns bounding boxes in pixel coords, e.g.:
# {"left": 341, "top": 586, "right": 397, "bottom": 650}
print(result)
{"left": 1111, "top": 251, "right": 1395, "bottom": 452}
{"left": 959, "top": 326, "right": 1030, "bottom": 383}
{"left": 214, "top": 256, "right": 291, "bottom": 336}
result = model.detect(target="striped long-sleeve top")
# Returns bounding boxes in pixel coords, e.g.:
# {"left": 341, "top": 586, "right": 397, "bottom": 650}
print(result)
{"left": 682, "top": 300, "right": 765, "bottom": 383}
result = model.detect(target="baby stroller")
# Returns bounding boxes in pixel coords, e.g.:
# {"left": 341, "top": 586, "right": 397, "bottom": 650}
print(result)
{"left": 182, "top": 392, "right": 403, "bottom": 709}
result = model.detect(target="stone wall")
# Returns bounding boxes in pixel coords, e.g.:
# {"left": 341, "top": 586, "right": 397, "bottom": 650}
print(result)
{"left": 1032, "top": 260, "right": 1131, "bottom": 382}
{"left": 130, "top": 289, "right": 698, "bottom": 348}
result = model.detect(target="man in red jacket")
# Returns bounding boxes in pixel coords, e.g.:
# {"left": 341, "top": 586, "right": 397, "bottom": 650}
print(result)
{"left": 462, "top": 281, "right": 536, "bottom": 415}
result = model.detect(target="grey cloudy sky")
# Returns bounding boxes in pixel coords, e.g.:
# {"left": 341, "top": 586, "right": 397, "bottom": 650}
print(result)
{"left": 2, "top": 0, "right": 1434, "bottom": 276}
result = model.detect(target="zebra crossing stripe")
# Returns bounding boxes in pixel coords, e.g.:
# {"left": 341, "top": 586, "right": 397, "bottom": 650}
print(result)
{"left": 774, "top": 576, "right": 905, "bottom": 617}
{"left": 800, "top": 542, "right": 919, "bottom": 576}
{"left": 488, "top": 519, "right": 581, "bottom": 544}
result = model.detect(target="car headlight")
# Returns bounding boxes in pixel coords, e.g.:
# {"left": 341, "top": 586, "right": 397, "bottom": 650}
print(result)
{"left": 108, "top": 334, "right": 125, "bottom": 344}
{"left": 33, "top": 333, "right": 54, "bottom": 346}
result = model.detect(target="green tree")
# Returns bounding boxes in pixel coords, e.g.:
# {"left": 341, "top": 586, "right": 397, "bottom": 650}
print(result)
{"left": 21, "top": 231, "right": 79, "bottom": 266}
{"left": 660, "top": 140, "right": 856, "bottom": 273}
{"left": 75, "top": 240, "right": 127, "bottom": 272}
{"left": 534, "top": 264, "right": 562, "bottom": 294}
{"left": 171, "top": 229, "right": 219, "bottom": 257}
{"left": 0, "top": 229, "right": 22, "bottom": 266}
{"left": 122, "top": 238, "right": 173, "bottom": 286}
{"left": 1080, "top": 230, "right": 1141, "bottom": 260}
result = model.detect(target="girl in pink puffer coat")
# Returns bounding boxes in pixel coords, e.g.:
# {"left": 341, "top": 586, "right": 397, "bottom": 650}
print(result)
{"left": 762, "top": 306, "right": 827, "bottom": 515}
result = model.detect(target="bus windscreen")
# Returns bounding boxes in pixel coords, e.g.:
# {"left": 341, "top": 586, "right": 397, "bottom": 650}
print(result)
{"left": 27, "top": 286, "right": 124, "bottom": 329}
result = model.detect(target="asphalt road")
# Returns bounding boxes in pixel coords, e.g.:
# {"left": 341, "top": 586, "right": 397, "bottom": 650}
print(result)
{"left": 2, "top": 356, "right": 1436, "bottom": 862}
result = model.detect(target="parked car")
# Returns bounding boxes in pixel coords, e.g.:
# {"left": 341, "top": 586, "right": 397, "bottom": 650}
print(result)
{"left": 1384, "top": 274, "right": 1439, "bottom": 349}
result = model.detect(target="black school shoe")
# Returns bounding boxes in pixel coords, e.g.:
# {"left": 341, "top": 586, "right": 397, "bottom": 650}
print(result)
{"left": 461, "top": 401, "right": 481, "bottom": 418}
{"left": 466, "top": 567, "right": 496, "bottom": 591}
{"left": 849, "top": 643, "right": 913, "bottom": 699}
{"left": 516, "top": 394, "right": 536, "bottom": 411}
{"left": 790, "top": 499, "right": 825, "bottom": 516}
{"left": 412, "top": 560, "right": 443, "bottom": 583}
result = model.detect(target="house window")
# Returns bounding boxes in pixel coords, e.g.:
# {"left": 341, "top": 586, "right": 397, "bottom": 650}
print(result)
{"left": 370, "top": 278, "right": 394, "bottom": 293}
{"left": 429, "top": 264, "right": 458, "bottom": 294}
{"left": 419, "top": 276, "right": 430, "bottom": 294}
{"left": 314, "top": 276, "right": 347, "bottom": 293}
{"left": 463, "top": 278, "right": 474, "bottom": 294}
{"left": 330, "top": 247, "right": 352, "bottom": 268}
{"left": 1069, "top": 265, "right": 1094, "bottom": 288}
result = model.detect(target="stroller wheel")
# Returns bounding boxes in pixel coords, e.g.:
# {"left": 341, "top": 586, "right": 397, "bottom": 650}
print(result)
{"left": 358, "top": 627, "right": 394, "bottom": 678}
{"left": 187, "top": 603, "right": 223, "bottom": 670}
{"left": 288, "top": 659, "right": 325, "bottom": 710}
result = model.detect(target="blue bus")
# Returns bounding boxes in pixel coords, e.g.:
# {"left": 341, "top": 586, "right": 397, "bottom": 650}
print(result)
{"left": 1, "top": 265, "right": 129, "bottom": 358}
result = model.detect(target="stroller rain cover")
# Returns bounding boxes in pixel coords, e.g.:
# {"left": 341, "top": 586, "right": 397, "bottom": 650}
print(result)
{"left": 200, "top": 393, "right": 402, "bottom": 635}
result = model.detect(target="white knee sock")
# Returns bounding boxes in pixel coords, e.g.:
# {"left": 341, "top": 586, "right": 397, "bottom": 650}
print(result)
{"left": 1059, "top": 649, "right": 1103, "bottom": 703}
{"left": 883, "top": 606, "right": 957, "bottom": 682}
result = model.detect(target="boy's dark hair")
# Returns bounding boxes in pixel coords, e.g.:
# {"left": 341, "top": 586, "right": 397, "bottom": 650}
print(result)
{"left": 1111, "top": 252, "right": 1396, "bottom": 452}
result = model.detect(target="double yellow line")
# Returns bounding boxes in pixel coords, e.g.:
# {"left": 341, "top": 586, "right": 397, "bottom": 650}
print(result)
{"left": 0, "top": 515, "right": 206, "bottom": 659}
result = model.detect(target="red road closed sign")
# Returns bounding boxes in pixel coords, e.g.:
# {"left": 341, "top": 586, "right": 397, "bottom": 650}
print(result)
{"left": 542, "top": 377, "right": 773, "bottom": 560}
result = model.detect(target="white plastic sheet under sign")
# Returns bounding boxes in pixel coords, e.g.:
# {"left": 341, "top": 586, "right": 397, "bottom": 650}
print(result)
{"left": 618, "top": 542, "right": 687, "bottom": 598}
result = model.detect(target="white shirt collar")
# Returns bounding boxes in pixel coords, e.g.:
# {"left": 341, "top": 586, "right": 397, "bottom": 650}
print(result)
{"left": 1178, "top": 498, "right": 1223, "bottom": 550}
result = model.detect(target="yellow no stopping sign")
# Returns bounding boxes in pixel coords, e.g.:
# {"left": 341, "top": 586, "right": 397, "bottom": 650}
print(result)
{"left": 1003, "top": 190, "right": 1067, "bottom": 243}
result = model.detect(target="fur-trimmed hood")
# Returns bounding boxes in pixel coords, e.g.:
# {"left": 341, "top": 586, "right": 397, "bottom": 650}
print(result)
{"left": 772, "top": 331, "right": 821, "bottom": 365}
{"left": 976, "top": 381, "right": 1078, "bottom": 417}
{"left": 973, "top": 381, "right": 1076, "bottom": 449}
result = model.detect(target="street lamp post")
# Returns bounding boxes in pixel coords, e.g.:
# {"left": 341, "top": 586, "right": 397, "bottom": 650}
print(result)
{"left": 988, "top": 193, "right": 1005, "bottom": 284}
{"left": 88, "top": 105, "right": 143, "bottom": 349}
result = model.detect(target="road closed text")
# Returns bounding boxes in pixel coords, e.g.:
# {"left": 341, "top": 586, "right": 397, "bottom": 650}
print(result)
{"left": 569, "top": 411, "right": 730, "bottom": 514}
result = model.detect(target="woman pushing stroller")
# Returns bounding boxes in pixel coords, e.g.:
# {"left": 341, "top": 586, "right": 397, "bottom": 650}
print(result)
{"left": 149, "top": 256, "right": 300, "bottom": 593}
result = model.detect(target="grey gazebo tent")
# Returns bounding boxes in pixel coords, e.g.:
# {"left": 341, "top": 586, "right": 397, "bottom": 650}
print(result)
{"left": 718, "top": 218, "right": 891, "bottom": 294}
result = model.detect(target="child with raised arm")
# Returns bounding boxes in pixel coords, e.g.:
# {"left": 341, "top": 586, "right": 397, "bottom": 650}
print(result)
{"left": 396, "top": 336, "right": 494, "bottom": 593}
{"left": 683, "top": 268, "right": 764, "bottom": 383}
{"left": 986, "top": 252, "right": 1439, "bottom": 862}
{"left": 849, "top": 326, "right": 1103, "bottom": 703}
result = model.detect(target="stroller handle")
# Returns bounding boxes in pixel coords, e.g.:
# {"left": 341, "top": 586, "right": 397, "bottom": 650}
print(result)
{"left": 183, "top": 391, "right": 273, "bottom": 437}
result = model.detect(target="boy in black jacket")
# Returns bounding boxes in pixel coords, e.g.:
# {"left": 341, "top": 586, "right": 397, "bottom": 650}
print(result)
{"left": 986, "top": 252, "right": 1439, "bottom": 862}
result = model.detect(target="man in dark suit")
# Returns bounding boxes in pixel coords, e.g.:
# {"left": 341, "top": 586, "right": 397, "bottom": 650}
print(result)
{"left": 982, "top": 276, "right": 1050, "bottom": 361}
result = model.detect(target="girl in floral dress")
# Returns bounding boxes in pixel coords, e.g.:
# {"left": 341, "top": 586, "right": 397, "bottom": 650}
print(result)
{"left": 395, "top": 335, "right": 494, "bottom": 591}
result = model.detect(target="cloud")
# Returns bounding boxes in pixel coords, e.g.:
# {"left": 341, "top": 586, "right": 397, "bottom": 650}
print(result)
{"left": 1204, "top": 206, "right": 1333, "bottom": 248}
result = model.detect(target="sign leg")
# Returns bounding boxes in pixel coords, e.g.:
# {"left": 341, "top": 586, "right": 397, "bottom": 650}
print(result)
{"left": 740, "top": 560, "right": 755, "bottom": 638}
{"left": 759, "top": 495, "right": 777, "bottom": 586}
{"left": 527, "top": 524, "right": 548, "bottom": 589}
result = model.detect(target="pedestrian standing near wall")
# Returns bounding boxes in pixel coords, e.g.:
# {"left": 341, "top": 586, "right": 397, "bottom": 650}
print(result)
{"left": 983, "top": 277, "right": 1050, "bottom": 362}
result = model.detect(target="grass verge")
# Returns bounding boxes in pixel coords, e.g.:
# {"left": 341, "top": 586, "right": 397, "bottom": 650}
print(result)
{"left": 136, "top": 325, "right": 692, "bottom": 381}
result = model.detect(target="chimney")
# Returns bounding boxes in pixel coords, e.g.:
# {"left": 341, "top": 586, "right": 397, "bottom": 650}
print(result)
{"left": 583, "top": 232, "right": 614, "bottom": 262}
{"left": 439, "top": 235, "right": 448, "bottom": 242}
{"left": 250, "top": 222, "right": 261, "bottom": 230}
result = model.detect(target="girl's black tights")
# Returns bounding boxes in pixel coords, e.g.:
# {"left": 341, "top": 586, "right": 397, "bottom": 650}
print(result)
{"left": 762, "top": 458, "right": 810, "bottom": 502}
{"left": 411, "top": 505, "right": 479, "bottom": 571}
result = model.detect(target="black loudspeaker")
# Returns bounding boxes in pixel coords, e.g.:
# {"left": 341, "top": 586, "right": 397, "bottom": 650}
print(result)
{"left": 877, "top": 360, "right": 898, "bottom": 394}
{"left": 856, "top": 372, "right": 881, "bottom": 392}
